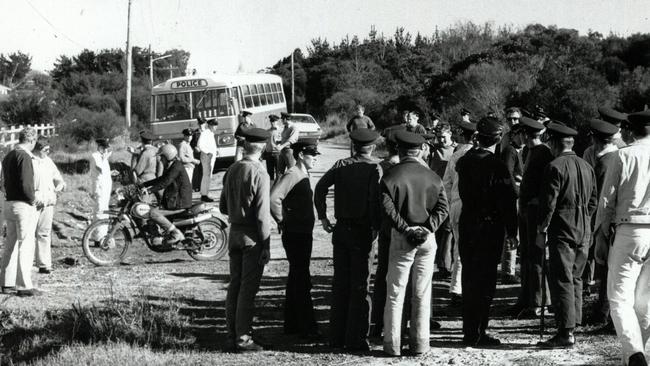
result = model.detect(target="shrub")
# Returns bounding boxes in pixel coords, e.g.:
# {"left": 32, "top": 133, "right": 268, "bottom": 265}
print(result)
{"left": 58, "top": 107, "right": 126, "bottom": 144}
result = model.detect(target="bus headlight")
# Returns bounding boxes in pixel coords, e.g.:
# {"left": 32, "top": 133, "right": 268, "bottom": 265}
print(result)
{"left": 218, "top": 134, "right": 235, "bottom": 146}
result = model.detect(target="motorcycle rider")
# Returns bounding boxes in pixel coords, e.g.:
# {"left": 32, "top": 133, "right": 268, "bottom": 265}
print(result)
{"left": 138, "top": 143, "right": 192, "bottom": 244}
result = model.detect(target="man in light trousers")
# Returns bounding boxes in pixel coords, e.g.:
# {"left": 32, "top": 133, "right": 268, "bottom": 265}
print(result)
{"left": 596, "top": 110, "right": 650, "bottom": 366}
{"left": 0, "top": 127, "right": 40, "bottom": 296}
{"left": 196, "top": 118, "right": 218, "bottom": 202}
{"left": 381, "top": 130, "right": 449, "bottom": 356}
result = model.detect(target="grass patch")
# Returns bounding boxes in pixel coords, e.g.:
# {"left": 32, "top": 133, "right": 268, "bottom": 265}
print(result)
{"left": 0, "top": 290, "right": 195, "bottom": 365}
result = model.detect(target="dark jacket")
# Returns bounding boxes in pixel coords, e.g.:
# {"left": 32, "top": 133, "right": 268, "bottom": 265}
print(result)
{"left": 519, "top": 144, "right": 554, "bottom": 205}
{"left": 456, "top": 148, "right": 518, "bottom": 238}
{"left": 142, "top": 159, "right": 192, "bottom": 209}
{"left": 270, "top": 167, "right": 315, "bottom": 233}
{"left": 538, "top": 151, "right": 597, "bottom": 245}
{"left": 314, "top": 154, "right": 382, "bottom": 228}
{"left": 2, "top": 147, "right": 36, "bottom": 204}
{"left": 499, "top": 141, "right": 523, "bottom": 197}
{"left": 381, "top": 158, "right": 449, "bottom": 234}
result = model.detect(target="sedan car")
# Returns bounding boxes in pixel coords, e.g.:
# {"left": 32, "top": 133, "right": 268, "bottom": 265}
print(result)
{"left": 288, "top": 113, "right": 322, "bottom": 141}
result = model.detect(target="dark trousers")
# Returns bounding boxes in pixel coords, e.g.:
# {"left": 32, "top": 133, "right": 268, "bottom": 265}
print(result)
{"left": 434, "top": 218, "right": 452, "bottom": 272}
{"left": 459, "top": 221, "right": 503, "bottom": 341}
{"left": 547, "top": 238, "right": 589, "bottom": 329}
{"left": 264, "top": 152, "right": 280, "bottom": 181}
{"left": 192, "top": 162, "right": 202, "bottom": 192}
{"left": 330, "top": 222, "right": 375, "bottom": 349}
{"left": 595, "top": 263, "right": 610, "bottom": 318}
{"left": 371, "top": 229, "right": 390, "bottom": 329}
{"left": 518, "top": 204, "right": 549, "bottom": 308}
{"left": 282, "top": 231, "right": 318, "bottom": 335}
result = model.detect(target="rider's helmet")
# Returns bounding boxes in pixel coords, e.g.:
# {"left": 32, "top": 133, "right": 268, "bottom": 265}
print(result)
{"left": 158, "top": 144, "right": 178, "bottom": 160}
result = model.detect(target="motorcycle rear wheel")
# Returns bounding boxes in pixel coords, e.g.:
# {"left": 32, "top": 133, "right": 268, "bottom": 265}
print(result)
{"left": 187, "top": 218, "right": 228, "bottom": 261}
{"left": 82, "top": 218, "right": 131, "bottom": 266}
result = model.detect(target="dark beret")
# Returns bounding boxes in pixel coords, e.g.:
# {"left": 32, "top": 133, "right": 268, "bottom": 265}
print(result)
{"left": 519, "top": 116, "right": 545, "bottom": 131}
{"left": 241, "top": 110, "right": 252, "bottom": 117}
{"left": 476, "top": 116, "right": 504, "bottom": 136}
{"left": 280, "top": 112, "right": 291, "bottom": 119}
{"left": 350, "top": 128, "right": 379, "bottom": 146}
{"left": 394, "top": 130, "right": 425, "bottom": 148}
{"left": 242, "top": 128, "right": 270, "bottom": 142}
{"left": 206, "top": 118, "right": 218, "bottom": 126}
{"left": 182, "top": 128, "right": 193, "bottom": 136}
{"left": 269, "top": 114, "right": 280, "bottom": 122}
{"left": 293, "top": 138, "right": 320, "bottom": 156}
{"left": 627, "top": 110, "right": 650, "bottom": 127}
{"left": 589, "top": 119, "right": 619, "bottom": 136}
{"left": 139, "top": 130, "right": 155, "bottom": 141}
{"left": 598, "top": 107, "right": 627, "bottom": 125}
{"left": 458, "top": 121, "right": 477, "bottom": 132}
{"left": 95, "top": 138, "right": 110, "bottom": 148}
{"left": 546, "top": 121, "right": 577, "bottom": 137}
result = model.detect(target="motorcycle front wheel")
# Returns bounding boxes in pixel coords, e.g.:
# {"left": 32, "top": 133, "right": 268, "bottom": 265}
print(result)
{"left": 82, "top": 218, "right": 132, "bottom": 266}
{"left": 187, "top": 218, "right": 228, "bottom": 261}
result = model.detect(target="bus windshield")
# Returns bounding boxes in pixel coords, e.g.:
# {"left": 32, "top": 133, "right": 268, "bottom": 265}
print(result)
{"left": 154, "top": 88, "right": 233, "bottom": 121}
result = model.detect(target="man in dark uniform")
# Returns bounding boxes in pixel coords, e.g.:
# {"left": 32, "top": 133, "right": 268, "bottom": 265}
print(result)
{"left": 582, "top": 107, "right": 627, "bottom": 167}
{"left": 314, "top": 128, "right": 382, "bottom": 351}
{"left": 584, "top": 119, "right": 621, "bottom": 329}
{"left": 456, "top": 116, "right": 518, "bottom": 346}
{"left": 512, "top": 116, "right": 555, "bottom": 318}
{"left": 234, "top": 110, "right": 255, "bottom": 161}
{"left": 270, "top": 139, "right": 320, "bottom": 337}
{"left": 536, "top": 121, "right": 597, "bottom": 348}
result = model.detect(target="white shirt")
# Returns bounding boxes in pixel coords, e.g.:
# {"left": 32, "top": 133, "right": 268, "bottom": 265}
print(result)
{"left": 91, "top": 151, "right": 112, "bottom": 192}
{"left": 197, "top": 127, "right": 217, "bottom": 155}
{"left": 34, "top": 155, "right": 64, "bottom": 206}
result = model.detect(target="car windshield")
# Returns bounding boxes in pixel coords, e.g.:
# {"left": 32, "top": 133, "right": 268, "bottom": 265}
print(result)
{"left": 290, "top": 115, "right": 316, "bottom": 123}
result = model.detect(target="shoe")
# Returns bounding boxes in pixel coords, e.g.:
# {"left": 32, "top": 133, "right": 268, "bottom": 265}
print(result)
{"left": 537, "top": 333, "right": 575, "bottom": 348}
{"left": 224, "top": 338, "right": 238, "bottom": 352}
{"left": 477, "top": 334, "right": 501, "bottom": 347}
{"left": 517, "top": 307, "right": 545, "bottom": 319}
{"left": 462, "top": 337, "right": 479, "bottom": 347}
{"left": 16, "top": 289, "right": 44, "bottom": 297}
{"left": 201, "top": 196, "right": 215, "bottom": 203}
{"left": 39, "top": 268, "right": 52, "bottom": 274}
{"left": 433, "top": 270, "right": 451, "bottom": 280}
{"left": 629, "top": 352, "right": 648, "bottom": 366}
{"left": 506, "top": 302, "right": 525, "bottom": 317}
{"left": 344, "top": 342, "right": 370, "bottom": 353}
{"left": 236, "top": 339, "right": 264, "bottom": 352}
{"left": 1, "top": 286, "right": 16, "bottom": 295}
{"left": 166, "top": 229, "right": 185, "bottom": 245}
{"left": 430, "top": 319, "right": 442, "bottom": 330}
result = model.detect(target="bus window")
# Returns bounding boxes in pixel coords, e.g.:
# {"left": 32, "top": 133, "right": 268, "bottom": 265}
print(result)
{"left": 216, "top": 90, "right": 229, "bottom": 116}
{"left": 256, "top": 84, "right": 266, "bottom": 105}
{"left": 251, "top": 84, "right": 261, "bottom": 106}
{"left": 156, "top": 93, "right": 190, "bottom": 121}
{"left": 230, "top": 88, "right": 239, "bottom": 115}
{"left": 242, "top": 85, "right": 253, "bottom": 109}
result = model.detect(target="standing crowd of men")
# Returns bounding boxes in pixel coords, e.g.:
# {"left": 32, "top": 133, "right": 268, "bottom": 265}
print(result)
{"left": 218, "top": 104, "right": 650, "bottom": 366}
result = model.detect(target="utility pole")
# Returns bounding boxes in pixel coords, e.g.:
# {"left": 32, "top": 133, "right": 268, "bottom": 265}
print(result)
{"left": 125, "top": 0, "right": 133, "bottom": 128}
{"left": 291, "top": 50, "right": 294, "bottom": 113}
{"left": 149, "top": 49, "right": 172, "bottom": 87}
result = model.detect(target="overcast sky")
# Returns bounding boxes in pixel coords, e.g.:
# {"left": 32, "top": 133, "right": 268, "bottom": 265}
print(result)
{"left": 1, "top": 0, "right": 649, "bottom": 74}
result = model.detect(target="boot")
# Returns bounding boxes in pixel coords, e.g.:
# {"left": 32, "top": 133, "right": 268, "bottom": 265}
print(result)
{"left": 166, "top": 226, "right": 185, "bottom": 244}
{"left": 537, "top": 329, "right": 575, "bottom": 348}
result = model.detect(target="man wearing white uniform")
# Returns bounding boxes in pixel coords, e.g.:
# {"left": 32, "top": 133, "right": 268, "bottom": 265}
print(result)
{"left": 33, "top": 137, "right": 65, "bottom": 274}
{"left": 596, "top": 110, "right": 650, "bottom": 366}
{"left": 196, "top": 118, "right": 218, "bottom": 202}
{"left": 90, "top": 138, "right": 114, "bottom": 244}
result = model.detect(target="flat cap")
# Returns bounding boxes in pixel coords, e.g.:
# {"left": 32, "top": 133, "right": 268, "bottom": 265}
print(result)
{"left": 241, "top": 127, "right": 270, "bottom": 142}
{"left": 207, "top": 118, "right": 218, "bottom": 126}
{"left": 350, "top": 128, "right": 379, "bottom": 146}
{"left": 293, "top": 138, "right": 320, "bottom": 156}
{"left": 546, "top": 121, "right": 577, "bottom": 137}
{"left": 197, "top": 117, "right": 207, "bottom": 124}
{"left": 269, "top": 114, "right": 280, "bottom": 122}
{"left": 461, "top": 108, "right": 471, "bottom": 116}
{"left": 458, "top": 121, "right": 477, "bottom": 132}
{"left": 476, "top": 116, "right": 504, "bottom": 136}
{"left": 627, "top": 110, "right": 650, "bottom": 126}
{"left": 182, "top": 128, "right": 193, "bottom": 136}
{"left": 139, "top": 130, "right": 155, "bottom": 140}
{"left": 95, "top": 138, "right": 110, "bottom": 148}
{"left": 280, "top": 112, "right": 291, "bottom": 119}
{"left": 589, "top": 119, "right": 619, "bottom": 136}
{"left": 241, "top": 110, "right": 252, "bottom": 117}
{"left": 598, "top": 107, "right": 627, "bottom": 125}
{"left": 394, "top": 130, "right": 425, "bottom": 148}
{"left": 519, "top": 116, "right": 545, "bottom": 131}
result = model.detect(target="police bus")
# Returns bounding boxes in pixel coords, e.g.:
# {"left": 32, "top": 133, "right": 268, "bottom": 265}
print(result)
{"left": 150, "top": 73, "right": 287, "bottom": 162}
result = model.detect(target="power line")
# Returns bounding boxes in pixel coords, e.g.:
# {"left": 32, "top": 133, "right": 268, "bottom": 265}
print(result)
{"left": 24, "top": 0, "right": 86, "bottom": 48}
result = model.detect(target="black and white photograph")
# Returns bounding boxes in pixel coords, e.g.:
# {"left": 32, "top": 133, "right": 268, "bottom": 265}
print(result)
{"left": 0, "top": 0, "right": 649, "bottom": 365}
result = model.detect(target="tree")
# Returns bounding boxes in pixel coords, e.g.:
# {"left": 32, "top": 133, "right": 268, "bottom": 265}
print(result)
{"left": 0, "top": 51, "right": 32, "bottom": 87}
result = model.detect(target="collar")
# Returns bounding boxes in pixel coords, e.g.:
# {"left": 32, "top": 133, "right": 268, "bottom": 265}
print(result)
{"left": 560, "top": 151, "right": 576, "bottom": 156}
{"left": 630, "top": 137, "right": 650, "bottom": 146}
{"left": 596, "top": 144, "right": 618, "bottom": 158}
{"left": 15, "top": 144, "right": 35, "bottom": 158}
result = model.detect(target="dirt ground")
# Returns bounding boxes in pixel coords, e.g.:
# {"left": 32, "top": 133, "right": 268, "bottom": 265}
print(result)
{"left": 0, "top": 142, "right": 629, "bottom": 365}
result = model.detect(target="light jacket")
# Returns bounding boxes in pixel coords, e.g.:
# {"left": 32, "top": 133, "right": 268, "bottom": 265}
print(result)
{"left": 596, "top": 139, "right": 650, "bottom": 228}
{"left": 91, "top": 151, "right": 112, "bottom": 193}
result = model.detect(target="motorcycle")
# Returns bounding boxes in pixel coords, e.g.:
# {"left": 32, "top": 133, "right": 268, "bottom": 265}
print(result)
{"left": 82, "top": 184, "right": 229, "bottom": 266}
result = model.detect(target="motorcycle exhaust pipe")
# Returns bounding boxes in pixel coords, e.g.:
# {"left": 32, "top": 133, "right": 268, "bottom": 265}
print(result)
{"left": 173, "top": 213, "right": 212, "bottom": 227}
